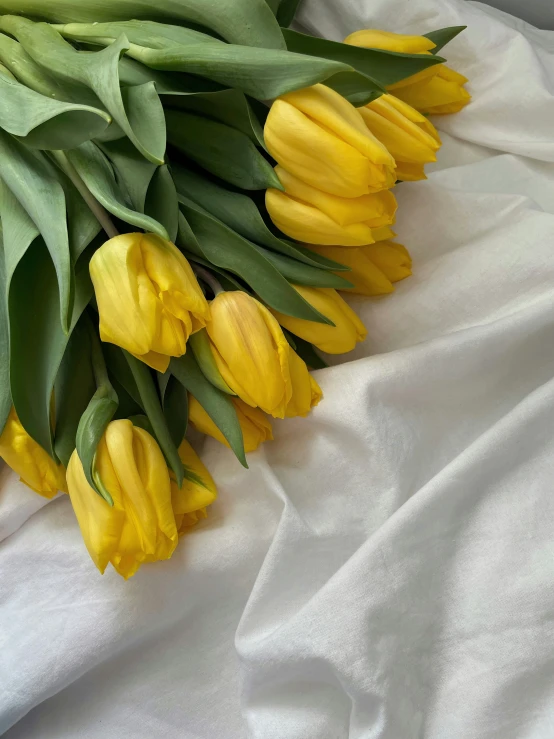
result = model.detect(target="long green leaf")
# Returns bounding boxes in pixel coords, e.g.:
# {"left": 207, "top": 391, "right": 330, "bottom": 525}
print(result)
{"left": 99, "top": 137, "right": 158, "bottom": 213}
{"left": 0, "top": 130, "right": 71, "bottom": 332}
{"left": 0, "top": 236, "right": 10, "bottom": 434}
{"left": 283, "top": 29, "right": 445, "bottom": 87}
{"left": 292, "top": 336, "right": 327, "bottom": 370}
{"left": 119, "top": 55, "right": 224, "bottom": 95}
{"left": 9, "top": 240, "right": 92, "bottom": 457}
{"left": 54, "top": 317, "right": 97, "bottom": 466}
{"left": 0, "top": 68, "right": 110, "bottom": 149}
{"left": 124, "top": 352, "right": 184, "bottom": 487}
{"left": 171, "top": 165, "right": 349, "bottom": 272}
{"left": 166, "top": 110, "right": 280, "bottom": 191}
{"left": 160, "top": 374, "right": 188, "bottom": 448}
{"left": 145, "top": 164, "right": 179, "bottom": 242}
{"left": 276, "top": 0, "right": 302, "bottom": 26}
{"left": 178, "top": 197, "right": 332, "bottom": 324}
{"left": 424, "top": 26, "right": 467, "bottom": 53}
{"left": 103, "top": 344, "right": 143, "bottom": 408}
{"left": 0, "top": 17, "right": 165, "bottom": 164}
{"left": 256, "top": 247, "right": 353, "bottom": 288}
{"left": 66, "top": 142, "right": 169, "bottom": 239}
{"left": 0, "top": 0, "right": 286, "bottom": 49}
{"left": 170, "top": 354, "right": 247, "bottom": 467}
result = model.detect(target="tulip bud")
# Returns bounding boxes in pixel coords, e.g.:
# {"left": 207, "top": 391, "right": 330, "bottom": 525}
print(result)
{"left": 363, "top": 240, "right": 412, "bottom": 282}
{"left": 271, "top": 286, "right": 367, "bottom": 354}
{"left": 266, "top": 166, "right": 396, "bottom": 246}
{"left": 66, "top": 419, "right": 178, "bottom": 579}
{"left": 303, "top": 244, "right": 394, "bottom": 296}
{"left": 205, "top": 291, "right": 292, "bottom": 418}
{"left": 264, "top": 84, "right": 396, "bottom": 198}
{"left": 345, "top": 30, "right": 470, "bottom": 115}
{"left": 0, "top": 408, "right": 67, "bottom": 498}
{"left": 189, "top": 395, "right": 273, "bottom": 453}
{"left": 286, "top": 348, "right": 323, "bottom": 418}
{"left": 170, "top": 439, "right": 217, "bottom": 535}
{"left": 90, "top": 233, "right": 210, "bottom": 373}
{"left": 360, "top": 94, "right": 441, "bottom": 181}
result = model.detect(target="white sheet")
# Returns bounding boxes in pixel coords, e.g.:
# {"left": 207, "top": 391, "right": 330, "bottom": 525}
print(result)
{"left": 1, "top": 1, "right": 554, "bottom": 737}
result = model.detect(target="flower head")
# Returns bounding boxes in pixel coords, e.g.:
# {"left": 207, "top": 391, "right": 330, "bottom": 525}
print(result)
{"left": 189, "top": 395, "right": 273, "bottom": 454}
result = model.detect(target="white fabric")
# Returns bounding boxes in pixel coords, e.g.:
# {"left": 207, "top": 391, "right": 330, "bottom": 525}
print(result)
{"left": 2, "top": 1, "right": 554, "bottom": 737}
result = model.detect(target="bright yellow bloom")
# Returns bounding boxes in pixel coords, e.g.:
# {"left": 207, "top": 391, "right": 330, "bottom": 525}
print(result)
{"left": 189, "top": 395, "right": 273, "bottom": 453}
{"left": 286, "top": 348, "right": 323, "bottom": 418}
{"left": 266, "top": 166, "right": 396, "bottom": 246}
{"left": 360, "top": 94, "right": 441, "bottom": 181}
{"left": 264, "top": 83, "right": 396, "bottom": 198}
{"left": 0, "top": 407, "right": 66, "bottom": 498}
{"left": 170, "top": 439, "right": 217, "bottom": 535}
{"left": 344, "top": 29, "right": 470, "bottom": 115}
{"left": 272, "top": 286, "right": 367, "bottom": 354}
{"left": 66, "top": 419, "right": 177, "bottom": 579}
{"left": 363, "top": 240, "right": 413, "bottom": 282}
{"left": 205, "top": 291, "right": 291, "bottom": 418}
{"left": 90, "top": 233, "right": 210, "bottom": 373}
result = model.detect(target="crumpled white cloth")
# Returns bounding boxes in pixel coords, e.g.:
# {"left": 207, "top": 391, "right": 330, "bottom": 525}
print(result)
{"left": 2, "top": 1, "right": 554, "bottom": 737}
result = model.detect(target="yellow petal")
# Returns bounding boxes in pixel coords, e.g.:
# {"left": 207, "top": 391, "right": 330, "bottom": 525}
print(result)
{"left": 206, "top": 292, "right": 291, "bottom": 418}
{"left": 344, "top": 29, "right": 436, "bottom": 54}
{"left": 0, "top": 407, "right": 67, "bottom": 498}
{"left": 285, "top": 348, "right": 323, "bottom": 418}
{"left": 303, "top": 243, "right": 394, "bottom": 296}
{"left": 170, "top": 439, "right": 217, "bottom": 534}
{"left": 189, "top": 395, "right": 273, "bottom": 453}
{"left": 272, "top": 286, "right": 367, "bottom": 354}
{"left": 390, "top": 64, "right": 471, "bottom": 115}
{"left": 372, "top": 225, "right": 397, "bottom": 242}
{"left": 266, "top": 189, "right": 375, "bottom": 247}
{"left": 362, "top": 241, "right": 412, "bottom": 282}
{"left": 395, "top": 162, "right": 427, "bottom": 181}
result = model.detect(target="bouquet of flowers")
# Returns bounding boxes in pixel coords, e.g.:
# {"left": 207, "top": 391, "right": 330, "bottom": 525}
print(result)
{"left": 0, "top": 0, "right": 470, "bottom": 577}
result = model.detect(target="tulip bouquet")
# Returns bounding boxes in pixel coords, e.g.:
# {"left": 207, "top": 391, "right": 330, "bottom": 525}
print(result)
{"left": 0, "top": 0, "right": 470, "bottom": 578}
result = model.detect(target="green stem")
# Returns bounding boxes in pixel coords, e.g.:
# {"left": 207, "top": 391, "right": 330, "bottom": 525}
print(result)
{"left": 193, "top": 264, "right": 224, "bottom": 297}
{"left": 50, "top": 150, "right": 119, "bottom": 239}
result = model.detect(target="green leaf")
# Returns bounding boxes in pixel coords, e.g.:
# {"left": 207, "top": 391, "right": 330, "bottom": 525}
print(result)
{"left": 103, "top": 344, "right": 143, "bottom": 409}
{"left": 124, "top": 352, "right": 184, "bottom": 487}
{"left": 7, "top": 0, "right": 287, "bottom": 49}
{"left": 170, "top": 353, "right": 247, "bottom": 467}
{"left": 145, "top": 164, "right": 179, "bottom": 242}
{"left": 166, "top": 110, "right": 280, "bottom": 191}
{"left": 0, "top": 68, "right": 110, "bottom": 149}
{"left": 188, "top": 329, "right": 235, "bottom": 394}
{"left": 324, "top": 70, "right": 384, "bottom": 107}
{"left": 178, "top": 197, "right": 333, "bottom": 324}
{"left": 0, "top": 17, "right": 165, "bottom": 164}
{"left": 265, "top": 0, "right": 280, "bottom": 14}
{"left": 277, "top": 0, "right": 303, "bottom": 27}
{"left": 0, "top": 32, "right": 71, "bottom": 100}
{"left": 9, "top": 239, "right": 92, "bottom": 458}
{"left": 66, "top": 142, "right": 169, "bottom": 239}
{"left": 99, "top": 137, "right": 158, "bottom": 213}
{"left": 424, "top": 26, "right": 466, "bottom": 53}
{"left": 160, "top": 374, "right": 188, "bottom": 447}
{"left": 171, "top": 165, "right": 348, "bottom": 272}
{"left": 292, "top": 336, "right": 327, "bottom": 370}
{"left": 55, "top": 19, "right": 218, "bottom": 48}
{"left": 0, "top": 237, "right": 11, "bottom": 434}
{"left": 166, "top": 89, "right": 265, "bottom": 149}
{"left": 283, "top": 29, "right": 445, "bottom": 87}
{"left": 58, "top": 174, "right": 102, "bottom": 261}
{"left": 54, "top": 316, "right": 97, "bottom": 467}
{"left": 119, "top": 56, "right": 224, "bottom": 95}
{"left": 0, "top": 130, "right": 71, "bottom": 332}
{"left": 0, "top": 178, "right": 39, "bottom": 289}
{"left": 256, "top": 247, "right": 353, "bottom": 288}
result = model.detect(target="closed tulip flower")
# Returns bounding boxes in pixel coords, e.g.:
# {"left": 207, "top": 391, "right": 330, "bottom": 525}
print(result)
{"left": 360, "top": 94, "right": 441, "bottom": 181}
{"left": 66, "top": 420, "right": 177, "bottom": 579}
{"left": 170, "top": 439, "right": 217, "bottom": 535}
{"left": 345, "top": 30, "right": 470, "bottom": 115}
{"left": 286, "top": 349, "right": 323, "bottom": 418}
{"left": 90, "top": 233, "right": 210, "bottom": 373}
{"left": 264, "top": 83, "right": 396, "bottom": 198}
{"left": 363, "top": 240, "right": 413, "bottom": 282}
{"left": 0, "top": 407, "right": 66, "bottom": 498}
{"left": 272, "top": 286, "right": 367, "bottom": 354}
{"left": 205, "top": 291, "right": 292, "bottom": 418}
{"left": 189, "top": 395, "right": 273, "bottom": 453}
{"left": 266, "top": 167, "right": 396, "bottom": 246}
{"left": 303, "top": 243, "right": 394, "bottom": 296}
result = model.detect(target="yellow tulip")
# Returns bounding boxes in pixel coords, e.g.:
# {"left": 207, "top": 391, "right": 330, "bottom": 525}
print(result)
{"left": 205, "top": 291, "right": 291, "bottom": 418}
{"left": 170, "top": 439, "right": 217, "bottom": 535}
{"left": 344, "top": 29, "right": 470, "bottom": 115}
{"left": 0, "top": 407, "right": 66, "bottom": 498}
{"left": 286, "top": 348, "right": 323, "bottom": 418}
{"left": 363, "top": 241, "right": 413, "bottom": 282}
{"left": 360, "top": 94, "right": 441, "bottom": 181}
{"left": 90, "top": 233, "right": 210, "bottom": 373}
{"left": 303, "top": 243, "right": 394, "bottom": 296}
{"left": 66, "top": 419, "right": 177, "bottom": 579}
{"left": 266, "top": 166, "right": 397, "bottom": 246}
{"left": 189, "top": 395, "right": 273, "bottom": 453}
{"left": 272, "top": 286, "right": 367, "bottom": 354}
{"left": 264, "top": 83, "right": 396, "bottom": 198}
